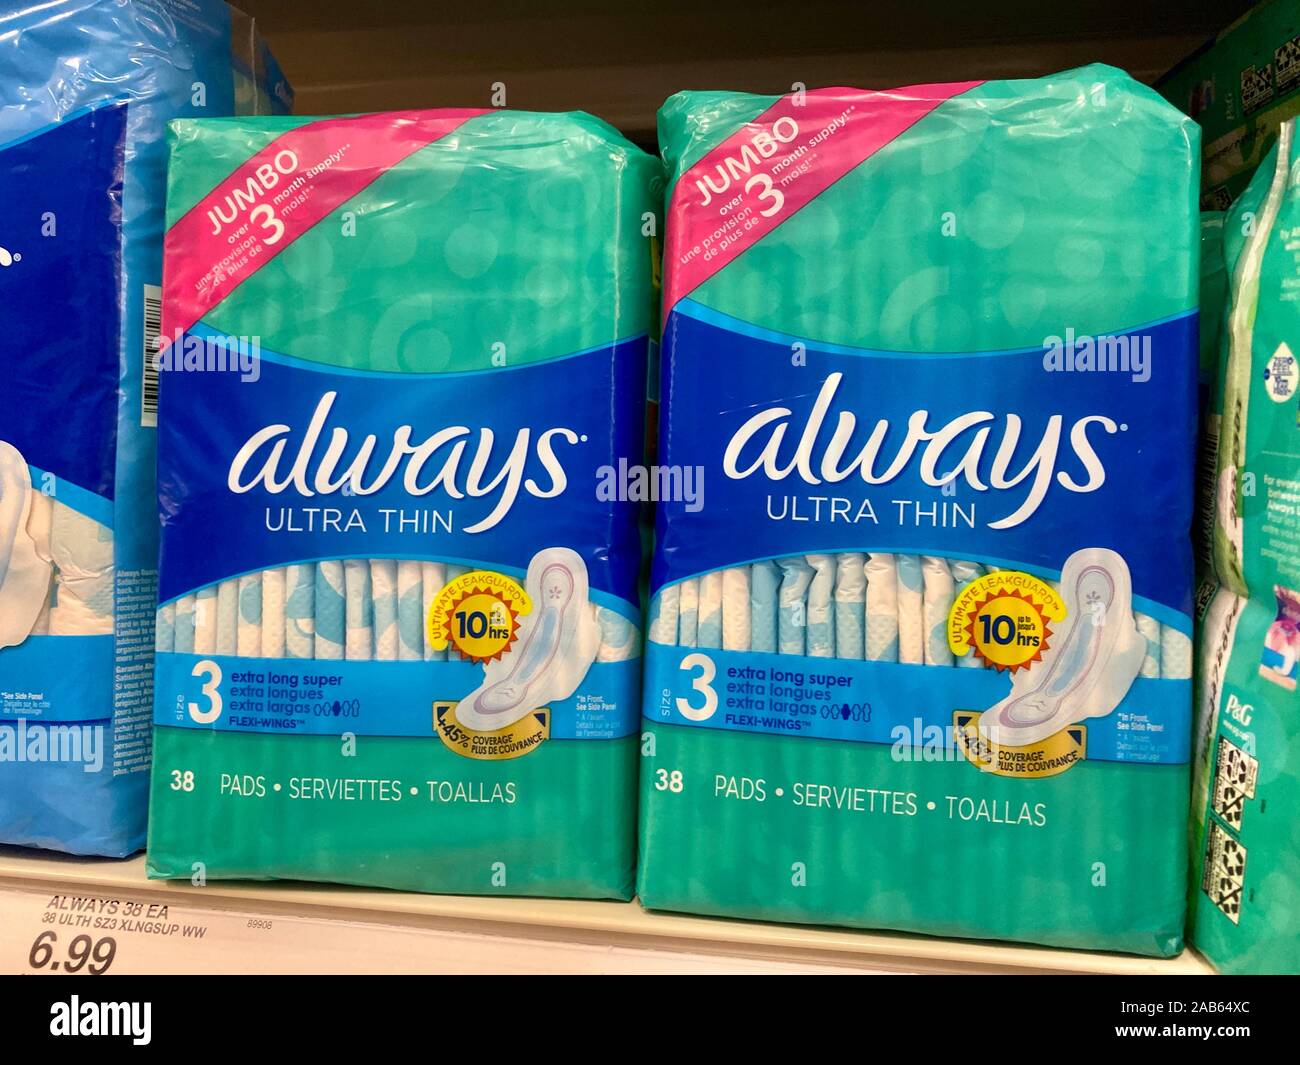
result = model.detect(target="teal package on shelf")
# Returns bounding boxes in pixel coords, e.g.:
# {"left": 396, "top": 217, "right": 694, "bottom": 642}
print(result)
{"left": 144, "top": 109, "right": 659, "bottom": 897}
{"left": 639, "top": 65, "right": 1201, "bottom": 955}
{"left": 1191, "top": 120, "right": 1300, "bottom": 974}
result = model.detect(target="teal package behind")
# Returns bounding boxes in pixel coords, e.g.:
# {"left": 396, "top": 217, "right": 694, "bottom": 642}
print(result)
{"left": 1192, "top": 121, "right": 1300, "bottom": 974}
{"left": 640, "top": 66, "right": 1200, "bottom": 955}
{"left": 1157, "top": 0, "right": 1300, "bottom": 210}
{"left": 0, "top": 0, "right": 290, "bottom": 857}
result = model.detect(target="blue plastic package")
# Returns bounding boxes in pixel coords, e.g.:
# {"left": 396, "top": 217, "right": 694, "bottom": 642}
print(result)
{"left": 0, "top": 0, "right": 291, "bottom": 856}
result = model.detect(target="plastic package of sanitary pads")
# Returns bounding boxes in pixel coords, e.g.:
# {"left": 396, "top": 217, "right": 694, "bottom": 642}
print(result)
{"left": 0, "top": 0, "right": 290, "bottom": 857}
{"left": 640, "top": 66, "right": 1200, "bottom": 955}
{"left": 146, "top": 110, "right": 658, "bottom": 897}
{"left": 1191, "top": 121, "right": 1300, "bottom": 974}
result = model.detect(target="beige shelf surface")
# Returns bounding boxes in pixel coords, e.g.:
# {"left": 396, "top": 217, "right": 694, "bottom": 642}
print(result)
{"left": 0, "top": 848, "right": 1214, "bottom": 974}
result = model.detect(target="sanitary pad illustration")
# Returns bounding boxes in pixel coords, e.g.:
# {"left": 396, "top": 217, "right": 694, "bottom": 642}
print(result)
{"left": 457, "top": 548, "right": 602, "bottom": 732}
{"left": 47, "top": 499, "right": 115, "bottom": 637}
{"left": 979, "top": 548, "right": 1145, "bottom": 746}
{"left": 0, "top": 441, "right": 53, "bottom": 648}
{"left": 0, "top": 449, "right": 115, "bottom": 645}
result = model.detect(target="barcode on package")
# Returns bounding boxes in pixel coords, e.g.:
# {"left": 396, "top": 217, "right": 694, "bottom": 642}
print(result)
{"left": 141, "top": 283, "right": 162, "bottom": 427}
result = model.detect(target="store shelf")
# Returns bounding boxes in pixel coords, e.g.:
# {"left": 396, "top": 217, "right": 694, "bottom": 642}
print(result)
{"left": 0, "top": 848, "right": 1214, "bottom": 975}
{"left": 237, "top": 0, "right": 1255, "bottom": 141}
{"left": 0, "top": 0, "right": 1246, "bottom": 981}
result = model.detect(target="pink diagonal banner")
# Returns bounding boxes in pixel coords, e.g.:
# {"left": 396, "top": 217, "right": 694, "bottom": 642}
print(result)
{"left": 163, "top": 109, "right": 488, "bottom": 340}
{"left": 662, "top": 83, "right": 982, "bottom": 321}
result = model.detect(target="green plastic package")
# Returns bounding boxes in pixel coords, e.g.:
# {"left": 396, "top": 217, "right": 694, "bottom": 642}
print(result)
{"left": 1192, "top": 119, "right": 1300, "bottom": 973}
{"left": 641, "top": 66, "right": 1200, "bottom": 955}
{"left": 1157, "top": 0, "right": 1300, "bottom": 210}
{"left": 146, "top": 110, "right": 658, "bottom": 897}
